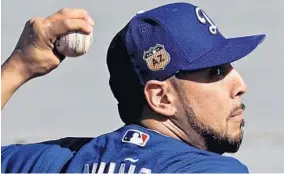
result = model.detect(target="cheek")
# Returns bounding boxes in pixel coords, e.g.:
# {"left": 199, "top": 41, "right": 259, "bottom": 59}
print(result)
{"left": 187, "top": 85, "right": 230, "bottom": 133}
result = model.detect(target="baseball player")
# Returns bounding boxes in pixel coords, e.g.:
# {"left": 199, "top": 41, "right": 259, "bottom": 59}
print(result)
{"left": 1, "top": 2, "right": 265, "bottom": 173}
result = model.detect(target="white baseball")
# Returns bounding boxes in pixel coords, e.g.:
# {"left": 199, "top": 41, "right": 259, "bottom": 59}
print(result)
{"left": 55, "top": 31, "right": 93, "bottom": 57}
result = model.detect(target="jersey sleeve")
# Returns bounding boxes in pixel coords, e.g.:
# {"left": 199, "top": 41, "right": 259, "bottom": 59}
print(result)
{"left": 1, "top": 143, "right": 73, "bottom": 173}
{"left": 2, "top": 144, "right": 46, "bottom": 173}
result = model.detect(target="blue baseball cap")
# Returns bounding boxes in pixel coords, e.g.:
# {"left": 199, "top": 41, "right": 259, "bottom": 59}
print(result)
{"left": 107, "top": 2, "right": 265, "bottom": 111}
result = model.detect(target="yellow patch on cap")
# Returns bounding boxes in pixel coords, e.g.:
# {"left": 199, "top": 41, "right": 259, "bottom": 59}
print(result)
{"left": 143, "top": 44, "right": 171, "bottom": 71}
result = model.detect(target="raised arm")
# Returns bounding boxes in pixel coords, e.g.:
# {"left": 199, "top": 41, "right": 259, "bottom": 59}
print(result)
{"left": 1, "top": 8, "right": 94, "bottom": 109}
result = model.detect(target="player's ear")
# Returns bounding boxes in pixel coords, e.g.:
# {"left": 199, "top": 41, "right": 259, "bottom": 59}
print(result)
{"left": 144, "top": 80, "right": 176, "bottom": 117}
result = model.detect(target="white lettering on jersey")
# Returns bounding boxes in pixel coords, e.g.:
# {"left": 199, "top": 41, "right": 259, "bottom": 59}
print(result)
{"left": 91, "top": 163, "right": 98, "bottom": 173}
{"left": 118, "top": 163, "right": 125, "bottom": 173}
{"left": 139, "top": 168, "right": 152, "bottom": 174}
{"left": 124, "top": 158, "right": 139, "bottom": 163}
{"left": 107, "top": 162, "right": 116, "bottom": 174}
{"left": 128, "top": 164, "right": 136, "bottom": 174}
{"left": 83, "top": 164, "right": 90, "bottom": 173}
{"left": 97, "top": 162, "right": 106, "bottom": 174}
{"left": 195, "top": 7, "right": 218, "bottom": 35}
{"left": 83, "top": 161, "right": 151, "bottom": 174}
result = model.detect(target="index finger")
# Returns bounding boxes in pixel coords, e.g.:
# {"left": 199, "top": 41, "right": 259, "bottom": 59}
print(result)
{"left": 47, "top": 8, "right": 94, "bottom": 25}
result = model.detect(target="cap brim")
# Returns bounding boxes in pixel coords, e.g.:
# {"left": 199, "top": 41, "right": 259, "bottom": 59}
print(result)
{"left": 182, "top": 34, "right": 266, "bottom": 71}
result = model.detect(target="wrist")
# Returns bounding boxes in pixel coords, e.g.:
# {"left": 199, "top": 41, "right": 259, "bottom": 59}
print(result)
{"left": 2, "top": 51, "right": 33, "bottom": 84}
{"left": 1, "top": 52, "right": 33, "bottom": 109}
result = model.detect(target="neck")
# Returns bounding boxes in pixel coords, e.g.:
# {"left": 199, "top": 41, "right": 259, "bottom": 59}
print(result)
{"left": 140, "top": 116, "right": 208, "bottom": 151}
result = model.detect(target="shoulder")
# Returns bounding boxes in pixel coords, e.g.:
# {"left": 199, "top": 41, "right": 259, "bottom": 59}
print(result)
{"left": 104, "top": 125, "right": 248, "bottom": 173}
{"left": 2, "top": 137, "right": 93, "bottom": 155}
{"left": 157, "top": 148, "right": 248, "bottom": 173}
{"left": 182, "top": 155, "right": 248, "bottom": 173}
{"left": 128, "top": 127, "right": 247, "bottom": 172}
{"left": 1, "top": 137, "right": 91, "bottom": 173}
{"left": 138, "top": 128, "right": 248, "bottom": 173}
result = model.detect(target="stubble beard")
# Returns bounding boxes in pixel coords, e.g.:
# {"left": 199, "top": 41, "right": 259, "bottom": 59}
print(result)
{"left": 183, "top": 100, "right": 245, "bottom": 154}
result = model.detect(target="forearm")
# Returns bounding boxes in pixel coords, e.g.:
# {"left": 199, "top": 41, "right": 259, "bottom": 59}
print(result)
{"left": 1, "top": 8, "right": 93, "bottom": 110}
{"left": 1, "top": 53, "right": 31, "bottom": 109}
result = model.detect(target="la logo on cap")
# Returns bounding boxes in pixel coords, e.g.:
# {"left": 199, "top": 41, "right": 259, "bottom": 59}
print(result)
{"left": 143, "top": 44, "right": 171, "bottom": 71}
{"left": 195, "top": 7, "right": 218, "bottom": 35}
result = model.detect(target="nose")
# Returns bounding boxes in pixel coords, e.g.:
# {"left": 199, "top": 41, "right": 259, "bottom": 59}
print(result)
{"left": 230, "top": 69, "right": 248, "bottom": 98}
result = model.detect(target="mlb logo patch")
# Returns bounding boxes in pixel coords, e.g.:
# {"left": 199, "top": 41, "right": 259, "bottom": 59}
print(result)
{"left": 122, "top": 129, "right": 150, "bottom": 147}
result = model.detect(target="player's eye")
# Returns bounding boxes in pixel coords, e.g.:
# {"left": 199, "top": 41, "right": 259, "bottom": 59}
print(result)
{"left": 208, "top": 66, "right": 227, "bottom": 80}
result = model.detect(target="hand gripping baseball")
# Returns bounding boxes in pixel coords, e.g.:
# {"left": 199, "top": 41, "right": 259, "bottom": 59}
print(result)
{"left": 11, "top": 8, "right": 94, "bottom": 79}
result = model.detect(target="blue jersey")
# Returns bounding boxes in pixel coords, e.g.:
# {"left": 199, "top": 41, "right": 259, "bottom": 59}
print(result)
{"left": 2, "top": 124, "right": 248, "bottom": 173}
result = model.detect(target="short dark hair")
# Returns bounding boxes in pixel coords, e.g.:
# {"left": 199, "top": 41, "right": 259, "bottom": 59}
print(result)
{"left": 107, "top": 24, "right": 146, "bottom": 124}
